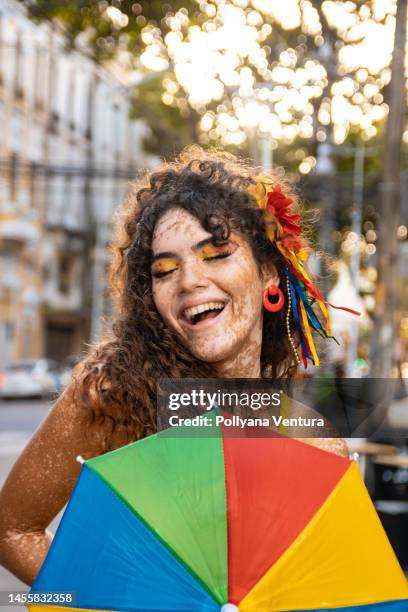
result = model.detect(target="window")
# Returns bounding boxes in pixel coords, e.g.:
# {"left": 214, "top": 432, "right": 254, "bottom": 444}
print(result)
{"left": 58, "top": 253, "right": 73, "bottom": 295}
{"left": 0, "top": 250, "right": 18, "bottom": 290}
{"left": 10, "top": 110, "right": 23, "bottom": 153}
{"left": 68, "top": 67, "right": 76, "bottom": 131}
{"left": 9, "top": 152, "right": 19, "bottom": 201}
{"left": 29, "top": 162, "right": 37, "bottom": 209}
{"left": 34, "top": 44, "right": 44, "bottom": 110}
{"left": 30, "top": 123, "right": 44, "bottom": 161}
{"left": 0, "top": 14, "right": 3, "bottom": 84}
{"left": 14, "top": 32, "right": 23, "bottom": 99}
{"left": 5, "top": 322, "right": 14, "bottom": 343}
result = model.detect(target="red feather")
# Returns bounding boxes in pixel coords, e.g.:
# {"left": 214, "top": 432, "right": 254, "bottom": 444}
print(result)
{"left": 266, "top": 184, "right": 302, "bottom": 240}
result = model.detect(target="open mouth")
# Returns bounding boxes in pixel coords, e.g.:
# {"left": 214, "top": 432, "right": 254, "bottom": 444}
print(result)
{"left": 182, "top": 301, "right": 226, "bottom": 326}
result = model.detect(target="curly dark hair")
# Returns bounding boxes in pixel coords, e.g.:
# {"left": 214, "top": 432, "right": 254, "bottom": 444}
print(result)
{"left": 74, "top": 145, "right": 308, "bottom": 447}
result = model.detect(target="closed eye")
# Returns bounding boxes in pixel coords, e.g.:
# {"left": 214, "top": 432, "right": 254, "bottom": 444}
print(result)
{"left": 200, "top": 241, "right": 239, "bottom": 262}
{"left": 151, "top": 259, "right": 179, "bottom": 279}
{"left": 204, "top": 251, "right": 235, "bottom": 261}
{"left": 152, "top": 269, "right": 175, "bottom": 278}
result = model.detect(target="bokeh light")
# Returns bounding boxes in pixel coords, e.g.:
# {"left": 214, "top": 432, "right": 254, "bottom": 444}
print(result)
{"left": 137, "top": 0, "right": 401, "bottom": 148}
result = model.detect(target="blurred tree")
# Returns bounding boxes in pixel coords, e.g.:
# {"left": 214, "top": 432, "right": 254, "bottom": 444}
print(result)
{"left": 19, "top": 0, "right": 198, "bottom": 60}
{"left": 18, "top": 0, "right": 395, "bottom": 166}
{"left": 130, "top": 73, "right": 199, "bottom": 158}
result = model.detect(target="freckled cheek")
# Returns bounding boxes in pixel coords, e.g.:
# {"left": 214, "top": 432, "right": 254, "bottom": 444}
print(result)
{"left": 224, "top": 253, "right": 262, "bottom": 290}
{"left": 152, "top": 283, "right": 179, "bottom": 328}
{"left": 223, "top": 265, "right": 263, "bottom": 314}
{"left": 152, "top": 285, "right": 169, "bottom": 320}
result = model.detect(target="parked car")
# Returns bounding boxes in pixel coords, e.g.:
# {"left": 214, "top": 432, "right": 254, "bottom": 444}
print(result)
{"left": 0, "top": 359, "right": 62, "bottom": 399}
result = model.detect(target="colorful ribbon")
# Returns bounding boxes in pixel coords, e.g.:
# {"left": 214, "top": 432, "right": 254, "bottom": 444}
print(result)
{"left": 251, "top": 179, "right": 360, "bottom": 368}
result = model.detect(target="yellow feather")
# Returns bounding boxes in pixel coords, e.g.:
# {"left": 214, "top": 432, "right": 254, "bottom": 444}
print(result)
{"left": 299, "top": 300, "right": 320, "bottom": 367}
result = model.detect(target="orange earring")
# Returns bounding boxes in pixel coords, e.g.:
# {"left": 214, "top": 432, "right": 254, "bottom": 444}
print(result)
{"left": 262, "top": 285, "right": 284, "bottom": 312}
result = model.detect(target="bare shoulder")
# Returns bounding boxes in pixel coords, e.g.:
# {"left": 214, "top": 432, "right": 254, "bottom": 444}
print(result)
{"left": 288, "top": 398, "right": 349, "bottom": 458}
{"left": 298, "top": 437, "right": 349, "bottom": 458}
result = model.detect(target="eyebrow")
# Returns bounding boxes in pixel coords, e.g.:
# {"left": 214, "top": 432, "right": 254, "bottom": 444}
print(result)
{"left": 151, "top": 237, "right": 214, "bottom": 263}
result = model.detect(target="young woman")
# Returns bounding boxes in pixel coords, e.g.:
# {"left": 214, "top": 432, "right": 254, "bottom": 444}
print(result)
{"left": 0, "top": 146, "right": 349, "bottom": 586}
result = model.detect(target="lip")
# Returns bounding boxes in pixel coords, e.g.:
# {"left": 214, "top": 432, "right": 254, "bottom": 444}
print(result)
{"left": 178, "top": 299, "right": 229, "bottom": 332}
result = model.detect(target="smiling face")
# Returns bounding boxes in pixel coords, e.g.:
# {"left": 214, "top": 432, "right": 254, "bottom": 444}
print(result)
{"left": 151, "top": 208, "right": 279, "bottom": 374}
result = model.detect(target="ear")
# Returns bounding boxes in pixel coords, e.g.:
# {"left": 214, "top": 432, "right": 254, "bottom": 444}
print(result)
{"left": 261, "top": 263, "right": 280, "bottom": 290}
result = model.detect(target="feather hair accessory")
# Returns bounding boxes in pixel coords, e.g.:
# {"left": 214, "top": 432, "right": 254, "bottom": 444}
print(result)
{"left": 249, "top": 177, "right": 360, "bottom": 368}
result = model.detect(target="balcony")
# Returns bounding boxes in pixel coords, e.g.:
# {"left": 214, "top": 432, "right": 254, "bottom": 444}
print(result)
{"left": 0, "top": 213, "right": 39, "bottom": 244}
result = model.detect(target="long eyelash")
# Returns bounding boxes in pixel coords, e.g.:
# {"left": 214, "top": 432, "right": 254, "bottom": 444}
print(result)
{"left": 204, "top": 250, "right": 235, "bottom": 261}
{"left": 151, "top": 269, "right": 175, "bottom": 279}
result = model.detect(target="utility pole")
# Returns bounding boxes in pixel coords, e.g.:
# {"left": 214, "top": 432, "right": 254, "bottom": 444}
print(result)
{"left": 315, "top": 139, "right": 337, "bottom": 297}
{"left": 314, "top": 6, "right": 340, "bottom": 295}
{"left": 370, "top": 0, "right": 407, "bottom": 378}
{"left": 347, "top": 141, "right": 365, "bottom": 376}
{"left": 83, "top": 74, "right": 97, "bottom": 344}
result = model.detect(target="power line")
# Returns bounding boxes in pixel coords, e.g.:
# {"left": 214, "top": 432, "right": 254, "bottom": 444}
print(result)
{"left": 0, "top": 159, "right": 141, "bottom": 180}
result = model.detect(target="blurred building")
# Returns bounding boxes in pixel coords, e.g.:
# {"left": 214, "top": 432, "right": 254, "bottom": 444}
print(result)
{"left": 0, "top": 0, "right": 153, "bottom": 367}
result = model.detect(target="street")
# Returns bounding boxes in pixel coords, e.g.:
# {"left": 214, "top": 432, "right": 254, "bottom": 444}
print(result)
{"left": 0, "top": 398, "right": 54, "bottom": 486}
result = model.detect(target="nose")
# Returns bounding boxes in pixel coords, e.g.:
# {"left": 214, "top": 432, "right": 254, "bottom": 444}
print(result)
{"left": 178, "top": 258, "right": 209, "bottom": 294}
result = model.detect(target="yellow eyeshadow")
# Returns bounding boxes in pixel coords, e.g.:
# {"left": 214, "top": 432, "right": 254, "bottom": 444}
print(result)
{"left": 199, "top": 241, "right": 239, "bottom": 259}
{"left": 151, "top": 259, "right": 179, "bottom": 275}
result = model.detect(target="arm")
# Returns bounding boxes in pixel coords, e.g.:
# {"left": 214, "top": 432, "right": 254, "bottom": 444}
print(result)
{"left": 0, "top": 384, "right": 128, "bottom": 586}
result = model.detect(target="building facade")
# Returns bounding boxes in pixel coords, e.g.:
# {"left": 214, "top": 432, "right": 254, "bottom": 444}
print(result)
{"left": 0, "top": 0, "right": 153, "bottom": 367}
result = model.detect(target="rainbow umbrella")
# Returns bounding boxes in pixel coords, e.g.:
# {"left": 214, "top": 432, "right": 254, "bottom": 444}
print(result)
{"left": 30, "top": 416, "right": 407, "bottom": 612}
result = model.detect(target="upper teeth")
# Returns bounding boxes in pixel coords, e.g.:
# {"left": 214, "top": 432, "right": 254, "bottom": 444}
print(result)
{"left": 183, "top": 302, "right": 225, "bottom": 321}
